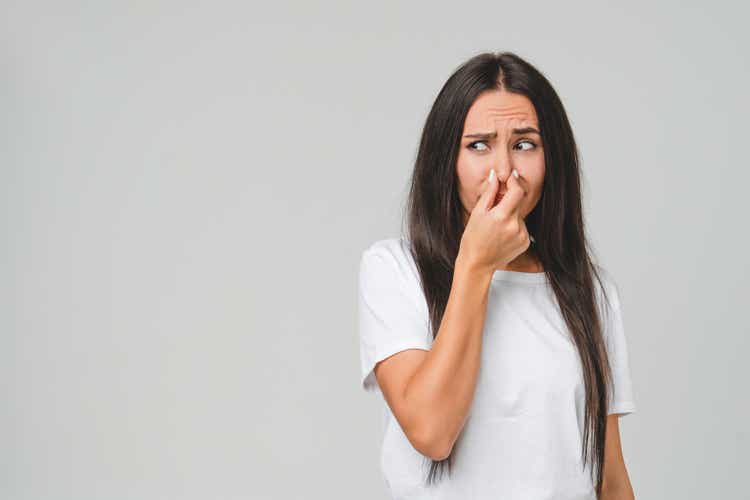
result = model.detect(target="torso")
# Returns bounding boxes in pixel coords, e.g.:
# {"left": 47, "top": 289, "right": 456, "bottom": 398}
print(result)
{"left": 373, "top": 236, "right": 610, "bottom": 500}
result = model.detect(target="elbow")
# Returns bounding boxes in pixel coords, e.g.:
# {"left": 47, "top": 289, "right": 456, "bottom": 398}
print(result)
{"left": 427, "top": 444, "right": 452, "bottom": 462}
{"left": 409, "top": 423, "right": 454, "bottom": 462}
{"left": 424, "top": 437, "right": 453, "bottom": 462}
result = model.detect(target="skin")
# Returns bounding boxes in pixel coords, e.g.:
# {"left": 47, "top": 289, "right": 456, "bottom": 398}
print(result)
{"left": 456, "top": 88, "right": 545, "bottom": 273}
{"left": 458, "top": 88, "right": 635, "bottom": 497}
{"left": 374, "top": 88, "right": 634, "bottom": 496}
{"left": 601, "top": 414, "right": 636, "bottom": 499}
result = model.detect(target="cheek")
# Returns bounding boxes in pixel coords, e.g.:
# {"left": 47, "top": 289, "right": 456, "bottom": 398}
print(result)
{"left": 519, "top": 158, "right": 545, "bottom": 192}
{"left": 456, "top": 154, "right": 487, "bottom": 195}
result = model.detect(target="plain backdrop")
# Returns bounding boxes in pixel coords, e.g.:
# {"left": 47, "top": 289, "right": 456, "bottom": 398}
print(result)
{"left": 2, "top": 1, "right": 748, "bottom": 499}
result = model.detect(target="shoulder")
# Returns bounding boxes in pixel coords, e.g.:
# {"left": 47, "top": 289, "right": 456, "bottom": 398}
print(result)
{"left": 359, "top": 236, "right": 425, "bottom": 300}
{"left": 360, "top": 236, "right": 420, "bottom": 282}
{"left": 362, "top": 236, "right": 412, "bottom": 260}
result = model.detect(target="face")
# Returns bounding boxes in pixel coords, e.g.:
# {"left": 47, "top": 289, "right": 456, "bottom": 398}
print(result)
{"left": 456, "top": 89, "right": 545, "bottom": 224}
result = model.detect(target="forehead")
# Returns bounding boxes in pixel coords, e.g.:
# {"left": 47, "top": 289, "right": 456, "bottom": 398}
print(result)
{"left": 463, "top": 90, "right": 538, "bottom": 130}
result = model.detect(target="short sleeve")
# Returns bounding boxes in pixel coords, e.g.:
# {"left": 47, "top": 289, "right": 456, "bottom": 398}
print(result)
{"left": 600, "top": 274, "right": 637, "bottom": 417}
{"left": 358, "top": 241, "right": 433, "bottom": 393}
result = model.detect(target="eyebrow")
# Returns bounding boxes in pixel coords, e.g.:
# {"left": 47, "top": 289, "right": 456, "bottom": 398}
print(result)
{"left": 463, "top": 127, "right": 541, "bottom": 139}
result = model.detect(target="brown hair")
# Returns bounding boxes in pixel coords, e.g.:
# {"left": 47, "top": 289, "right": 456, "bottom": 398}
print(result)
{"left": 403, "top": 51, "right": 617, "bottom": 496}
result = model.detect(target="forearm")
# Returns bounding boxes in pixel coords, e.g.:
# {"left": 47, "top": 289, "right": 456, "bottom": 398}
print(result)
{"left": 600, "top": 481, "right": 635, "bottom": 500}
{"left": 403, "top": 254, "right": 493, "bottom": 457}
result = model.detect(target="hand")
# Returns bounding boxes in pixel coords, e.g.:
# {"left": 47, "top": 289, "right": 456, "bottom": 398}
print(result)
{"left": 458, "top": 168, "right": 531, "bottom": 274}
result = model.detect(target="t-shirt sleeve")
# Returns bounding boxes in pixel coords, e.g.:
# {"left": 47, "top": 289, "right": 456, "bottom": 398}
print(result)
{"left": 601, "top": 275, "right": 637, "bottom": 417}
{"left": 358, "top": 244, "right": 433, "bottom": 393}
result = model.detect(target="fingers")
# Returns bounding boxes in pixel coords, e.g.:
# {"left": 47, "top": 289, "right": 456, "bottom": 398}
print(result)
{"left": 491, "top": 168, "right": 527, "bottom": 218}
{"left": 476, "top": 168, "right": 500, "bottom": 212}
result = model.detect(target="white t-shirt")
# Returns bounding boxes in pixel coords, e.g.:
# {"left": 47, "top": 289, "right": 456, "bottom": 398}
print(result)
{"left": 358, "top": 237, "right": 636, "bottom": 500}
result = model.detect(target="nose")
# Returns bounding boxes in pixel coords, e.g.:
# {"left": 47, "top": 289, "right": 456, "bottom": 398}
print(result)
{"left": 494, "top": 153, "right": 512, "bottom": 193}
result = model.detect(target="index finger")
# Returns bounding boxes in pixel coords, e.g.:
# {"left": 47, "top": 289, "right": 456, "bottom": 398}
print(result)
{"left": 490, "top": 169, "right": 527, "bottom": 217}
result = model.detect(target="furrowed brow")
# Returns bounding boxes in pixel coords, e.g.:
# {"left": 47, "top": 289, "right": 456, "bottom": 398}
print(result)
{"left": 463, "top": 127, "right": 541, "bottom": 139}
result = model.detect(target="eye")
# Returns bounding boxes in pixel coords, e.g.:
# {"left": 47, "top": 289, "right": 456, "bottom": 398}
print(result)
{"left": 467, "top": 139, "right": 538, "bottom": 152}
{"left": 514, "top": 139, "right": 537, "bottom": 151}
{"left": 467, "top": 141, "right": 489, "bottom": 151}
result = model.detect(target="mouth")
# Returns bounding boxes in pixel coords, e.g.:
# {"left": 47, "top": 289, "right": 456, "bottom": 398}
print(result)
{"left": 495, "top": 191, "right": 506, "bottom": 205}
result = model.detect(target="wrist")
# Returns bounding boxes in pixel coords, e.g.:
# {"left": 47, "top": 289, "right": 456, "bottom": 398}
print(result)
{"left": 455, "top": 251, "right": 494, "bottom": 284}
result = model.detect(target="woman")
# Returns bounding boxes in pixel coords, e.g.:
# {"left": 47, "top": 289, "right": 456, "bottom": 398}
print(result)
{"left": 358, "top": 51, "right": 637, "bottom": 499}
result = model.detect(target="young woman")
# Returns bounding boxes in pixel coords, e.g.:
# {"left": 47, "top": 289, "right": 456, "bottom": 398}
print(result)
{"left": 358, "top": 52, "right": 637, "bottom": 499}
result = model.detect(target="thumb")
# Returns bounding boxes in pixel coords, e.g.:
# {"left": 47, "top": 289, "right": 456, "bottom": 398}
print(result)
{"left": 476, "top": 169, "right": 499, "bottom": 212}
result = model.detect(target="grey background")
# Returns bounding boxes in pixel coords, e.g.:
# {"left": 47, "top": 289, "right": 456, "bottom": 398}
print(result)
{"left": 2, "top": 1, "right": 748, "bottom": 499}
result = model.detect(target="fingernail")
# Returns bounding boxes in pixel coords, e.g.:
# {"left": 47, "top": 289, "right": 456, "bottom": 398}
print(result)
{"left": 488, "top": 169, "right": 496, "bottom": 183}
{"left": 512, "top": 169, "right": 519, "bottom": 179}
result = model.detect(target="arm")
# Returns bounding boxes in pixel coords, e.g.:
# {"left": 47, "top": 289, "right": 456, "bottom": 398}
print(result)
{"left": 373, "top": 254, "right": 493, "bottom": 460}
{"left": 599, "top": 414, "right": 635, "bottom": 499}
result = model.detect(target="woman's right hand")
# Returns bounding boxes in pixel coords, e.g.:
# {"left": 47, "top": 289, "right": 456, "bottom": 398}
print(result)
{"left": 458, "top": 168, "right": 531, "bottom": 274}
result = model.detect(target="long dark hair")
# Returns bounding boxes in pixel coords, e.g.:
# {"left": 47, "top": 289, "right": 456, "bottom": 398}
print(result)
{"left": 401, "top": 51, "right": 617, "bottom": 495}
